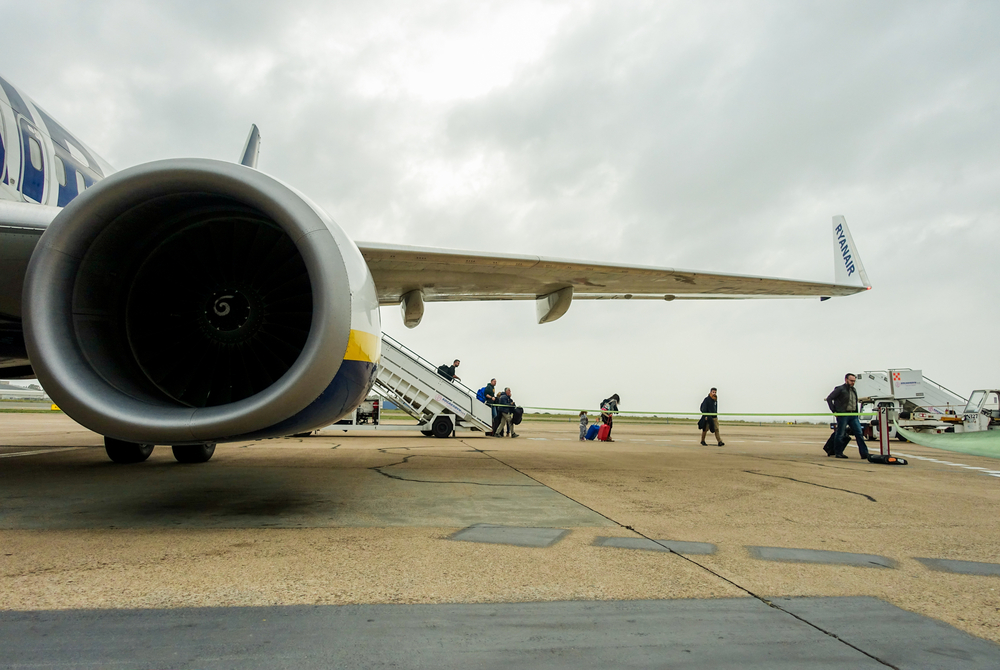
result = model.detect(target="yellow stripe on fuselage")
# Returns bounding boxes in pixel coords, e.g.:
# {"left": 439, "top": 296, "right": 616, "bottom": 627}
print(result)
{"left": 345, "top": 329, "right": 381, "bottom": 363}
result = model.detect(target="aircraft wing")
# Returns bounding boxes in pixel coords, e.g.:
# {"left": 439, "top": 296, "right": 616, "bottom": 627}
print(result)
{"left": 358, "top": 240, "right": 870, "bottom": 324}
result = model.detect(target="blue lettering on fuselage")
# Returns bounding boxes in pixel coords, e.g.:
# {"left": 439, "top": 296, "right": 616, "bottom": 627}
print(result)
{"left": 834, "top": 224, "right": 855, "bottom": 276}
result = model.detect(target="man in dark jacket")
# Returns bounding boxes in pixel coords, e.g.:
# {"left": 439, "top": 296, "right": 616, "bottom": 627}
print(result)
{"left": 699, "top": 388, "right": 724, "bottom": 446}
{"left": 485, "top": 378, "right": 498, "bottom": 428}
{"left": 494, "top": 388, "right": 517, "bottom": 438}
{"left": 826, "top": 373, "right": 869, "bottom": 460}
{"left": 437, "top": 359, "right": 461, "bottom": 383}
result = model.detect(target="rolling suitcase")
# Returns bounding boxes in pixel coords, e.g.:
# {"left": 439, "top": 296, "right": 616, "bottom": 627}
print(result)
{"left": 597, "top": 423, "right": 612, "bottom": 441}
{"left": 823, "top": 430, "right": 850, "bottom": 455}
{"left": 585, "top": 424, "right": 600, "bottom": 440}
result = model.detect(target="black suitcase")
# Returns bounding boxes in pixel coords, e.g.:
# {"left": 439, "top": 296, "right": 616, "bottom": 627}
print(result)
{"left": 823, "top": 430, "right": 850, "bottom": 456}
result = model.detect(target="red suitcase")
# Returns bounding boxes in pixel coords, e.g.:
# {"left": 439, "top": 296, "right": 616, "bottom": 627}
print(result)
{"left": 597, "top": 424, "right": 612, "bottom": 441}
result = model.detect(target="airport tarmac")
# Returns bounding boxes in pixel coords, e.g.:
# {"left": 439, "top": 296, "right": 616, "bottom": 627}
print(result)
{"left": 1, "top": 413, "right": 999, "bottom": 668}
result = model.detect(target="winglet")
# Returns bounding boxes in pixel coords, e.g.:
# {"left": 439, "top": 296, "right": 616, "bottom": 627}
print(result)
{"left": 832, "top": 215, "right": 870, "bottom": 288}
{"left": 239, "top": 124, "right": 261, "bottom": 168}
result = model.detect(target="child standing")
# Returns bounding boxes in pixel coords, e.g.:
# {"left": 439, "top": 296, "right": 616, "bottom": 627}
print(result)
{"left": 579, "top": 411, "right": 588, "bottom": 441}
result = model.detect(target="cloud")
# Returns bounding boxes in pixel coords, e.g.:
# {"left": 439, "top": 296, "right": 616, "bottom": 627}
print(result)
{"left": 5, "top": 1, "right": 999, "bottom": 414}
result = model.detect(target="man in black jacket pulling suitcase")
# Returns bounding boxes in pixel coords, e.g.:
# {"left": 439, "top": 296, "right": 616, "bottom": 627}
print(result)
{"left": 826, "top": 373, "right": 870, "bottom": 460}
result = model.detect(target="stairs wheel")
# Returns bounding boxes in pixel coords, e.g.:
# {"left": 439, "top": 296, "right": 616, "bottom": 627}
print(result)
{"left": 432, "top": 416, "right": 453, "bottom": 438}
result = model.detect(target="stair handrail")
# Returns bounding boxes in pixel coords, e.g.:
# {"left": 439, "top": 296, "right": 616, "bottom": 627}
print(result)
{"left": 381, "top": 332, "right": 481, "bottom": 399}
{"left": 920, "top": 375, "right": 967, "bottom": 404}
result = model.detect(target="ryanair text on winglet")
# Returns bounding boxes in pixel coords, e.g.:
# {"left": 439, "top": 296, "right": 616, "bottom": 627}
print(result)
{"left": 835, "top": 223, "right": 855, "bottom": 277}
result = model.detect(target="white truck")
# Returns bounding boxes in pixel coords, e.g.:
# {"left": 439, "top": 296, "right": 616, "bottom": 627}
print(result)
{"left": 957, "top": 389, "right": 1000, "bottom": 433}
{"left": 334, "top": 395, "right": 381, "bottom": 426}
{"left": 855, "top": 369, "right": 966, "bottom": 441}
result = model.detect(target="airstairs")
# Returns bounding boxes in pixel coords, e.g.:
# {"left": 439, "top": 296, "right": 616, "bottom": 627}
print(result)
{"left": 857, "top": 369, "right": 966, "bottom": 414}
{"left": 332, "top": 333, "right": 494, "bottom": 437}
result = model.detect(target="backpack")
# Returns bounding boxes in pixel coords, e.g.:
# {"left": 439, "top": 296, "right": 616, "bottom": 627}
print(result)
{"left": 476, "top": 387, "right": 487, "bottom": 403}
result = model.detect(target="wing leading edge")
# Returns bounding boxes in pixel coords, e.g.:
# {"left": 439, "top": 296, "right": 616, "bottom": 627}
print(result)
{"left": 360, "top": 241, "right": 866, "bottom": 303}
{"left": 359, "top": 223, "right": 870, "bottom": 325}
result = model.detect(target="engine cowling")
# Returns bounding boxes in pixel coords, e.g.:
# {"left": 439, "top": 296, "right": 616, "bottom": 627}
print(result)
{"left": 23, "top": 158, "right": 380, "bottom": 444}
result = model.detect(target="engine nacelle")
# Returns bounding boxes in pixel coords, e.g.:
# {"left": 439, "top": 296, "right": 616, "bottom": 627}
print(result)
{"left": 23, "top": 159, "right": 380, "bottom": 444}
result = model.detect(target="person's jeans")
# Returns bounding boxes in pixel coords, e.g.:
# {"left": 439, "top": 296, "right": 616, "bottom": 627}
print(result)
{"left": 835, "top": 416, "right": 869, "bottom": 458}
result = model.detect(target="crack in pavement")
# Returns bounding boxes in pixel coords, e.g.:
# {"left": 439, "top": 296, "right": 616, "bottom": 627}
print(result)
{"left": 717, "top": 452, "right": 874, "bottom": 473}
{"left": 458, "top": 439, "right": 899, "bottom": 669}
{"left": 744, "top": 470, "right": 877, "bottom": 502}
{"left": 369, "top": 454, "right": 542, "bottom": 487}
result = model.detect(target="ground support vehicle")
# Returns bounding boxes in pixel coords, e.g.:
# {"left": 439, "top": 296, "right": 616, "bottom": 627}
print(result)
{"left": 333, "top": 396, "right": 380, "bottom": 426}
{"left": 855, "top": 369, "right": 966, "bottom": 441}
{"left": 956, "top": 390, "right": 1000, "bottom": 433}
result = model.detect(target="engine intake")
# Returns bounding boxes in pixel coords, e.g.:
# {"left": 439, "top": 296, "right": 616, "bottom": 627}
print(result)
{"left": 24, "top": 159, "right": 353, "bottom": 444}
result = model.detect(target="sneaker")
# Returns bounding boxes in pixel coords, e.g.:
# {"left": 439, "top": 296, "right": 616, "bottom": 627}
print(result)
{"left": 717, "top": 442, "right": 725, "bottom": 446}
{"left": 835, "top": 453, "right": 848, "bottom": 459}
{"left": 700, "top": 441, "right": 708, "bottom": 446}
{"left": 511, "top": 433, "right": 519, "bottom": 438}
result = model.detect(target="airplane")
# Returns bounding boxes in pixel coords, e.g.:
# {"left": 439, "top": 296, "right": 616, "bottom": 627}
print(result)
{"left": 0, "top": 74, "right": 870, "bottom": 465}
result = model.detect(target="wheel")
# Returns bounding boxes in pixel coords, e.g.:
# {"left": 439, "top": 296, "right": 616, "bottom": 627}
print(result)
{"left": 104, "top": 437, "right": 154, "bottom": 464}
{"left": 431, "top": 416, "right": 453, "bottom": 438}
{"left": 171, "top": 444, "right": 216, "bottom": 463}
{"left": 421, "top": 430, "right": 434, "bottom": 437}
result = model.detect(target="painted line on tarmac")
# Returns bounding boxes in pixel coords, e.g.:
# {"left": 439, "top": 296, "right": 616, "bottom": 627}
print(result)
{"left": 0, "top": 447, "right": 82, "bottom": 459}
{"left": 895, "top": 452, "right": 1000, "bottom": 478}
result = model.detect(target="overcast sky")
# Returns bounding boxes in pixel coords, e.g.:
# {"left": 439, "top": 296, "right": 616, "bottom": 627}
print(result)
{"left": 5, "top": 1, "right": 998, "bottom": 417}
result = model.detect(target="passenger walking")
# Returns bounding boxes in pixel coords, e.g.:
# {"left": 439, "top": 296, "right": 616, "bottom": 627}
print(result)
{"left": 579, "top": 411, "right": 588, "bottom": 441}
{"left": 600, "top": 394, "right": 620, "bottom": 442}
{"left": 825, "top": 373, "right": 869, "bottom": 460}
{"left": 495, "top": 387, "right": 517, "bottom": 437}
{"left": 437, "top": 359, "right": 461, "bottom": 383}
{"left": 699, "top": 388, "right": 724, "bottom": 446}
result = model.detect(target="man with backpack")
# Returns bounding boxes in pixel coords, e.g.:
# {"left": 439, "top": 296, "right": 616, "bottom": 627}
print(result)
{"left": 477, "top": 378, "right": 499, "bottom": 435}
{"left": 599, "top": 394, "right": 620, "bottom": 442}
{"left": 437, "top": 359, "right": 461, "bottom": 383}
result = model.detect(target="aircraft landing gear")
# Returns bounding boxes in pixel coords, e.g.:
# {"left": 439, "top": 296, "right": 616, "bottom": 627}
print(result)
{"left": 171, "top": 444, "right": 216, "bottom": 463}
{"left": 104, "top": 437, "right": 154, "bottom": 464}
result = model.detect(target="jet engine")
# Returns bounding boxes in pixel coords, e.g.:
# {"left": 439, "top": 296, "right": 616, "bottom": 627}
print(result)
{"left": 23, "top": 159, "right": 380, "bottom": 457}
